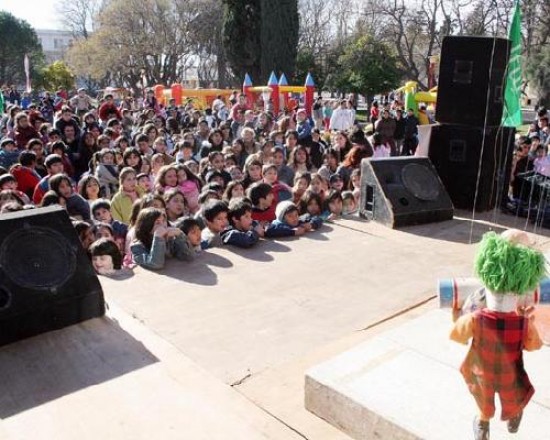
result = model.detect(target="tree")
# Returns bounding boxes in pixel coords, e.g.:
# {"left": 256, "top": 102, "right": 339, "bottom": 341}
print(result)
{"left": 525, "top": 45, "right": 550, "bottom": 107}
{"left": 222, "top": 0, "right": 262, "bottom": 82}
{"left": 222, "top": 0, "right": 299, "bottom": 84}
{"left": 0, "top": 12, "right": 44, "bottom": 86}
{"left": 260, "top": 0, "right": 299, "bottom": 80}
{"left": 66, "top": 0, "right": 201, "bottom": 90}
{"left": 331, "top": 34, "right": 402, "bottom": 99}
{"left": 189, "top": 0, "right": 232, "bottom": 87}
{"left": 38, "top": 61, "right": 75, "bottom": 91}
{"left": 360, "top": 0, "right": 446, "bottom": 90}
{"left": 55, "top": 0, "right": 105, "bottom": 39}
{"left": 297, "top": 0, "right": 335, "bottom": 57}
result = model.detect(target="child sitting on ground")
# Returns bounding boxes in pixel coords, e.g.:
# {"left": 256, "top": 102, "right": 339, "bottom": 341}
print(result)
{"left": 176, "top": 163, "right": 201, "bottom": 213}
{"left": 131, "top": 207, "right": 195, "bottom": 270}
{"left": 175, "top": 217, "right": 202, "bottom": 254}
{"left": 89, "top": 238, "right": 123, "bottom": 275}
{"left": 308, "top": 173, "right": 327, "bottom": 201}
{"left": 49, "top": 173, "right": 91, "bottom": 221}
{"left": 221, "top": 198, "right": 265, "bottom": 248}
{"left": 292, "top": 172, "right": 311, "bottom": 204}
{"left": 342, "top": 190, "right": 358, "bottom": 215}
{"left": 73, "top": 220, "right": 95, "bottom": 251}
{"left": 321, "top": 190, "right": 344, "bottom": 221}
{"left": 300, "top": 190, "right": 323, "bottom": 218}
{"left": 91, "top": 199, "right": 128, "bottom": 251}
{"left": 265, "top": 200, "right": 320, "bottom": 238}
{"left": 200, "top": 199, "right": 229, "bottom": 249}
{"left": 92, "top": 221, "right": 116, "bottom": 242}
{"left": 262, "top": 163, "right": 292, "bottom": 202}
{"left": 350, "top": 168, "right": 361, "bottom": 203}
{"left": 136, "top": 173, "right": 153, "bottom": 193}
{"left": 223, "top": 180, "right": 245, "bottom": 203}
{"left": 0, "top": 173, "right": 31, "bottom": 205}
{"left": 111, "top": 167, "right": 144, "bottom": 224}
{"left": 248, "top": 182, "right": 276, "bottom": 224}
{"left": 95, "top": 148, "right": 119, "bottom": 198}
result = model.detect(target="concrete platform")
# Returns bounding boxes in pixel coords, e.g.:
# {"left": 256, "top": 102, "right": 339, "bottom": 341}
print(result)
{"left": 305, "top": 309, "right": 550, "bottom": 440}
{"left": 0, "top": 304, "right": 302, "bottom": 440}
{"left": 99, "top": 214, "right": 499, "bottom": 386}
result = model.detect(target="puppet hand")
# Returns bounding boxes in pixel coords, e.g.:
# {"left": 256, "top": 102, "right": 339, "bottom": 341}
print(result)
{"left": 517, "top": 305, "right": 536, "bottom": 320}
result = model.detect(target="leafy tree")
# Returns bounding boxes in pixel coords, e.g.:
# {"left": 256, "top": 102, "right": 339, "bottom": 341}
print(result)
{"left": 294, "top": 46, "right": 339, "bottom": 91}
{"left": 38, "top": 61, "right": 75, "bottom": 91}
{"left": 294, "top": 49, "right": 318, "bottom": 86}
{"left": 0, "top": 12, "right": 44, "bottom": 86}
{"left": 331, "top": 34, "right": 402, "bottom": 98}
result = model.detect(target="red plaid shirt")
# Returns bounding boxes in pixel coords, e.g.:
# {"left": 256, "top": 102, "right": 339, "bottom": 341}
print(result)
{"left": 466, "top": 310, "right": 528, "bottom": 387}
{"left": 451, "top": 309, "right": 540, "bottom": 419}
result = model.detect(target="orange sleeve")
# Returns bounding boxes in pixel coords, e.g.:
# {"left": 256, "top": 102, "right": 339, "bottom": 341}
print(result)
{"left": 524, "top": 320, "right": 543, "bottom": 351}
{"left": 450, "top": 313, "right": 474, "bottom": 345}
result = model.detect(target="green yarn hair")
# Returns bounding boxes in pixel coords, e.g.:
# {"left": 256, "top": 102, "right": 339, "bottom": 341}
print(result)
{"left": 475, "top": 232, "right": 547, "bottom": 294}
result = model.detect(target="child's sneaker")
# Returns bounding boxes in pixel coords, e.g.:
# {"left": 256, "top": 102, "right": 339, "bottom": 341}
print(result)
{"left": 473, "top": 416, "right": 490, "bottom": 440}
{"left": 507, "top": 411, "right": 523, "bottom": 433}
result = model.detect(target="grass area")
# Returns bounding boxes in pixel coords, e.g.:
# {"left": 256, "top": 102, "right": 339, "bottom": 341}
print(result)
{"left": 355, "top": 109, "right": 369, "bottom": 123}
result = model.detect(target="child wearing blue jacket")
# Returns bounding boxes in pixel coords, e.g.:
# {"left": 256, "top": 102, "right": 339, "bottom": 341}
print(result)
{"left": 221, "top": 198, "right": 265, "bottom": 248}
{"left": 265, "top": 200, "right": 322, "bottom": 238}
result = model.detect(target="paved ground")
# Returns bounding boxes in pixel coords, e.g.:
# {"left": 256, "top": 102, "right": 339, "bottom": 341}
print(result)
{"left": 0, "top": 210, "right": 549, "bottom": 439}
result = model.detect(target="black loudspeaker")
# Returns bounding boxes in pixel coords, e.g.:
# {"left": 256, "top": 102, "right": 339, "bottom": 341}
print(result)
{"left": 359, "top": 157, "right": 454, "bottom": 228}
{"left": 436, "top": 36, "right": 510, "bottom": 127}
{"left": 428, "top": 125, "right": 516, "bottom": 211}
{"left": 0, "top": 206, "right": 105, "bottom": 346}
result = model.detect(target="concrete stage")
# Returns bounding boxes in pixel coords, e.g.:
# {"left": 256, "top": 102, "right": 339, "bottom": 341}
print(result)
{"left": 0, "top": 210, "right": 549, "bottom": 439}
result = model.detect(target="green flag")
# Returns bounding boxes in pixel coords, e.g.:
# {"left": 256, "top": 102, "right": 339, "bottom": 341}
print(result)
{"left": 502, "top": 1, "right": 522, "bottom": 127}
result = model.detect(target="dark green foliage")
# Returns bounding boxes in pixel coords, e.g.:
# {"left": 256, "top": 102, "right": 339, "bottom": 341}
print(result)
{"left": 330, "top": 34, "right": 402, "bottom": 97}
{"left": 294, "top": 49, "right": 318, "bottom": 85}
{"left": 222, "top": 0, "right": 299, "bottom": 84}
{"left": 0, "top": 12, "right": 44, "bottom": 85}
{"left": 260, "top": 0, "right": 299, "bottom": 80}
{"left": 222, "top": 0, "right": 262, "bottom": 82}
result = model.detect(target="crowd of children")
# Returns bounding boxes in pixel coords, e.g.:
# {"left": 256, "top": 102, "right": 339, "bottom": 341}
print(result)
{"left": 0, "top": 88, "right": 399, "bottom": 275}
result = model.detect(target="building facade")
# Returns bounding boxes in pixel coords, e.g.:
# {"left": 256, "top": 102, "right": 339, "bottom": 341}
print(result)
{"left": 35, "top": 29, "right": 74, "bottom": 63}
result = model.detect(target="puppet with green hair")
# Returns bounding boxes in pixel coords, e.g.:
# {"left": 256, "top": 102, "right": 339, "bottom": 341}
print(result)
{"left": 450, "top": 229, "right": 545, "bottom": 440}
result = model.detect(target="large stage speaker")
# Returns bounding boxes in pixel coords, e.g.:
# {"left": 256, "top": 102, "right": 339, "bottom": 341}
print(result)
{"left": 428, "top": 125, "right": 516, "bottom": 211}
{"left": 436, "top": 36, "right": 510, "bottom": 127}
{"left": 359, "top": 157, "right": 454, "bottom": 228}
{"left": 0, "top": 206, "right": 105, "bottom": 346}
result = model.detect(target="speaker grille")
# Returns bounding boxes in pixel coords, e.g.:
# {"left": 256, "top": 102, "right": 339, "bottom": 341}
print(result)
{"left": 0, "top": 287, "right": 11, "bottom": 310}
{"left": 0, "top": 228, "right": 76, "bottom": 290}
{"left": 401, "top": 163, "right": 441, "bottom": 201}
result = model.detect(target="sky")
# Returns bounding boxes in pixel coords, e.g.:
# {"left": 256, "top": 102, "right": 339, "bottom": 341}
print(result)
{"left": 1, "top": 0, "right": 61, "bottom": 30}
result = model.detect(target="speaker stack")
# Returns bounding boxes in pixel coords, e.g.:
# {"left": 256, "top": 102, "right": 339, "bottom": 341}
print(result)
{"left": 430, "top": 36, "right": 515, "bottom": 211}
{"left": 0, "top": 206, "right": 105, "bottom": 346}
